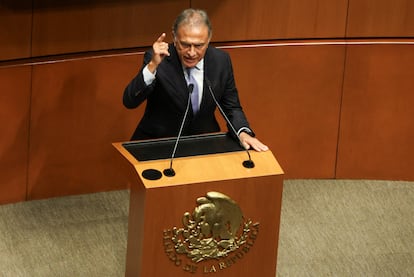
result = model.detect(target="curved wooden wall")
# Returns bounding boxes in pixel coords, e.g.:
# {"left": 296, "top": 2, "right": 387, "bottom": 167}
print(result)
{"left": 0, "top": 66, "right": 31, "bottom": 203}
{"left": 337, "top": 42, "right": 414, "bottom": 180}
{"left": 1, "top": 0, "right": 413, "bottom": 203}
{"left": 27, "top": 54, "right": 144, "bottom": 199}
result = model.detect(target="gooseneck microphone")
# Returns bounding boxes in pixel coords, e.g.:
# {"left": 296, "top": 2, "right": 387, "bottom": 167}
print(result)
{"left": 205, "top": 78, "right": 255, "bottom": 169}
{"left": 163, "top": 84, "right": 194, "bottom": 177}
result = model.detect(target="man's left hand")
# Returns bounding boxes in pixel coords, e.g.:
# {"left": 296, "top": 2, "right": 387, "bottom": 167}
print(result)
{"left": 239, "top": 132, "right": 269, "bottom": 152}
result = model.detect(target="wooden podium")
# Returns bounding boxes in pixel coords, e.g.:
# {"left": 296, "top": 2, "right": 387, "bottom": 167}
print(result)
{"left": 113, "top": 133, "right": 284, "bottom": 277}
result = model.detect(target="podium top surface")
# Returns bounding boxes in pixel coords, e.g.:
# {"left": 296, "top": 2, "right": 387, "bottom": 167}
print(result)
{"left": 113, "top": 133, "right": 284, "bottom": 188}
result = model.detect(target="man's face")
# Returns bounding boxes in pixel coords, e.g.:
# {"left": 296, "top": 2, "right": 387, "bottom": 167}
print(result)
{"left": 174, "top": 24, "right": 210, "bottom": 68}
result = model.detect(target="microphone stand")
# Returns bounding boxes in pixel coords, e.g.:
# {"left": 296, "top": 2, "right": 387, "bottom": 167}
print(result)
{"left": 205, "top": 78, "right": 255, "bottom": 169}
{"left": 163, "top": 84, "right": 194, "bottom": 177}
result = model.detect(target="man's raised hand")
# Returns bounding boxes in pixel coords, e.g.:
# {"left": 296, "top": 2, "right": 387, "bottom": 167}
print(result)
{"left": 148, "top": 33, "right": 170, "bottom": 73}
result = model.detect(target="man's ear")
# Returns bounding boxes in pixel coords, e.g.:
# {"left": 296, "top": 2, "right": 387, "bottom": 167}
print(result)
{"left": 172, "top": 32, "right": 176, "bottom": 46}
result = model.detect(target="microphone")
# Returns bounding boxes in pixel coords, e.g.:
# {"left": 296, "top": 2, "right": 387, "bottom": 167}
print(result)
{"left": 163, "top": 84, "right": 194, "bottom": 177}
{"left": 205, "top": 77, "right": 255, "bottom": 169}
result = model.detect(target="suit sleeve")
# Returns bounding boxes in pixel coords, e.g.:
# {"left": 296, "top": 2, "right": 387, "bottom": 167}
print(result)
{"left": 122, "top": 51, "right": 155, "bottom": 109}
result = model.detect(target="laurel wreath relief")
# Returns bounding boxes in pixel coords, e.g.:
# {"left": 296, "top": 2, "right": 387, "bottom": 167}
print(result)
{"left": 171, "top": 192, "right": 252, "bottom": 263}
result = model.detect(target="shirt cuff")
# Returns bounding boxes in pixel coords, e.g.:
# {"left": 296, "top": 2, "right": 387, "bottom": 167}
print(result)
{"left": 143, "top": 65, "right": 156, "bottom": 86}
{"left": 237, "top": 127, "right": 255, "bottom": 137}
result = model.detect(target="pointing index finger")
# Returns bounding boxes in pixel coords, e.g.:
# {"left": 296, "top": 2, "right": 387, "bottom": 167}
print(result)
{"left": 156, "top": 33, "right": 166, "bottom": 43}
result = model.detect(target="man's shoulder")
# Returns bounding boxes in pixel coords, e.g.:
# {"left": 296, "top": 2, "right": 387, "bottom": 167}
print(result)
{"left": 207, "top": 46, "right": 229, "bottom": 56}
{"left": 206, "top": 46, "right": 230, "bottom": 64}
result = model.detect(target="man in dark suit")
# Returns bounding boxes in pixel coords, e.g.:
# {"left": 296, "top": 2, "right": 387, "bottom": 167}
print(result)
{"left": 123, "top": 9, "right": 268, "bottom": 151}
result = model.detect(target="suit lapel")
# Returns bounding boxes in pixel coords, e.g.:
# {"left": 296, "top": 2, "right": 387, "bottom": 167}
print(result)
{"left": 157, "top": 45, "right": 189, "bottom": 108}
{"left": 200, "top": 47, "right": 217, "bottom": 111}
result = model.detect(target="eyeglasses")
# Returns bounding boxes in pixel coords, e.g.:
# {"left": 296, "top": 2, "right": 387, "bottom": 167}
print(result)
{"left": 176, "top": 40, "right": 208, "bottom": 51}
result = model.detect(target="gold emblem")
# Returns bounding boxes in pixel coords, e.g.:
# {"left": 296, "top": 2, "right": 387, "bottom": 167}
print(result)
{"left": 163, "top": 191, "right": 259, "bottom": 274}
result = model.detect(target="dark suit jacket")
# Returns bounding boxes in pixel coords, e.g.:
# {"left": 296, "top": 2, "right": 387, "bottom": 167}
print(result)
{"left": 123, "top": 44, "right": 252, "bottom": 140}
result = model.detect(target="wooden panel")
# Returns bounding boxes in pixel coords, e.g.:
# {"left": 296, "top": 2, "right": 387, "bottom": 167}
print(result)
{"left": 0, "top": 0, "right": 32, "bottom": 60}
{"left": 136, "top": 176, "right": 283, "bottom": 276}
{"left": 0, "top": 66, "right": 31, "bottom": 204}
{"left": 27, "top": 53, "right": 145, "bottom": 199}
{"left": 224, "top": 43, "right": 345, "bottom": 178}
{"left": 347, "top": 0, "right": 414, "bottom": 37}
{"left": 337, "top": 42, "right": 414, "bottom": 180}
{"left": 194, "top": 0, "right": 348, "bottom": 41}
{"left": 32, "top": 0, "right": 187, "bottom": 56}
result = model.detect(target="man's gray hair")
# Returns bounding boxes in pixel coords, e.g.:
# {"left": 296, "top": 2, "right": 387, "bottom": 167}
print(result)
{"left": 172, "top": 9, "right": 212, "bottom": 38}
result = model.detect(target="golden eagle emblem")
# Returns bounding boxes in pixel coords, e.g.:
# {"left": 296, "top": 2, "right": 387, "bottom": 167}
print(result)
{"left": 169, "top": 191, "right": 255, "bottom": 263}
